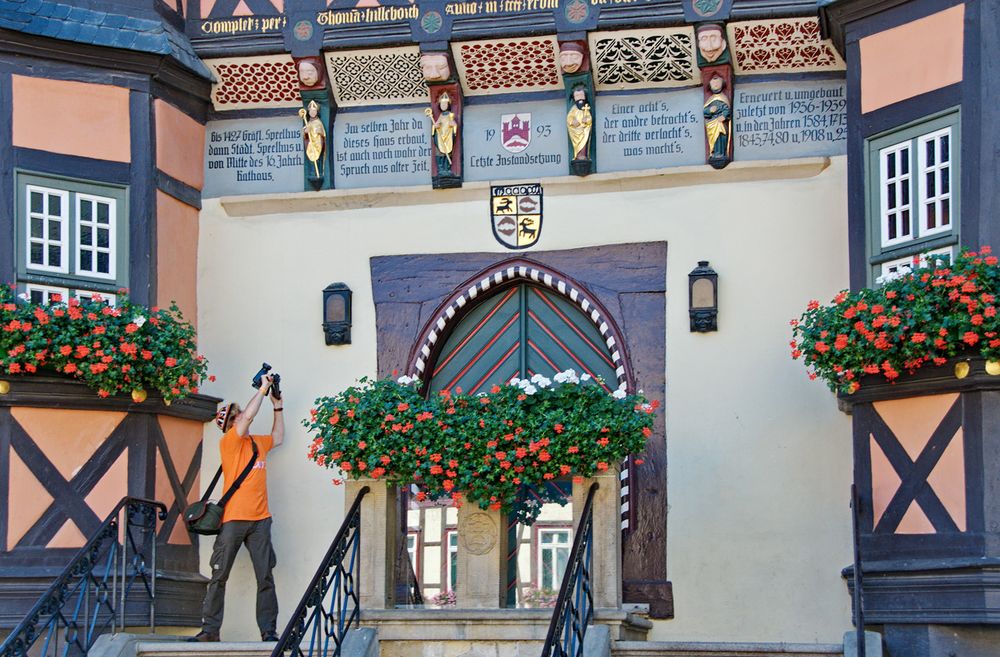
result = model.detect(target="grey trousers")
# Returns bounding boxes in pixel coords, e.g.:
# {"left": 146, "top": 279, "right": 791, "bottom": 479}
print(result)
{"left": 200, "top": 517, "right": 278, "bottom": 635}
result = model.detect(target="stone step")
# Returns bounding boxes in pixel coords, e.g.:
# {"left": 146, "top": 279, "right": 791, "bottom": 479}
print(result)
{"left": 137, "top": 640, "right": 276, "bottom": 657}
{"left": 612, "top": 641, "right": 843, "bottom": 657}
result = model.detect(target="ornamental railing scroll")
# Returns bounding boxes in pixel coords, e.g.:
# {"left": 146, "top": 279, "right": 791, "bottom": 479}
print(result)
{"left": 270, "top": 486, "right": 368, "bottom": 657}
{"left": 540, "top": 483, "right": 597, "bottom": 657}
{"left": 0, "top": 497, "right": 167, "bottom": 657}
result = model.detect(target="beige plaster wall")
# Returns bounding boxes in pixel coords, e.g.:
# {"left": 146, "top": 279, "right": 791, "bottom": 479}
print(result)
{"left": 196, "top": 157, "right": 852, "bottom": 643}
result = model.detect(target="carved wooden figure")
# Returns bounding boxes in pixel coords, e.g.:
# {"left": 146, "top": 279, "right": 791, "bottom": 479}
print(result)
{"left": 702, "top": 67, "right": 733, "bottom": 169}
{"left": 424, "top": 83, "right": 463, "bottom": 189}
{"left": 559, "top": 41, "right": 595, "bottom": 176}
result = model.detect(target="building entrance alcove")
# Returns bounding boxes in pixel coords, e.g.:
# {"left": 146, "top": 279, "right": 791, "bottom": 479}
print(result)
{"left": 357, "top": 244, "right": 669, "bottom": 652}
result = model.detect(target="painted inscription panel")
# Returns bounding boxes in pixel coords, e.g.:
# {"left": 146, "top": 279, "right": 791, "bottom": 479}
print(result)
{"left": 332, "top": 109, "right": 433, "bottom": 189}
{"left": 595, "top": 88, "right": 704, "bottom": 172}
{"left": 733, "top": 79, "right": 847, "bottom": 160}
{"left": 203, "top": 118, "right": 303, "bottom": 198}
{"left": 464, "top": 100, "right": 567, "bottom": 182}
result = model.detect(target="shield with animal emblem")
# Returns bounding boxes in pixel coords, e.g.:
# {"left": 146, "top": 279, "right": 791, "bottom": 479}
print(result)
{"left": 491, "top": 184, "right": 543, "bottom": 249}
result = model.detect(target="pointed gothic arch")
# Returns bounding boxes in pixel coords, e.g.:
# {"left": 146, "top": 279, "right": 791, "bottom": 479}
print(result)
{"left": 405, "top": 258, "right": 635, "bottom": 392}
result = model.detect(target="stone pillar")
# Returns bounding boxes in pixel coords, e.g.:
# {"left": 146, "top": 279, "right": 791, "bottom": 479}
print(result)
{"left": 345, "top": 478, "right": 396, "bottom": 609}
{"left": 573, "top": 469, "right": 622, "bottom": 609}
{"left": 455, "top": 504, "right": 507, "bottom": 608}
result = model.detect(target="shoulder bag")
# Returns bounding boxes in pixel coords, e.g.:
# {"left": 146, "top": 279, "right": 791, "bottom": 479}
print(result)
{"left": 184, "top": 439, "right": 258, "bottom": 535}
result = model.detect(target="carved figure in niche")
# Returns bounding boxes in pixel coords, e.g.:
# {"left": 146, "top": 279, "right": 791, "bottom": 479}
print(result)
{"left": 566, "top": 84, "right": 593, "bottom": 161}
{"left": 298, "top": 100, "right": 326, "bottom": 179}
{"left": 703, "top": 74, "right": 731, "bottom": 169}
{"left": 420, "top": 52, "right": 451, "bottom": 82}
{"left": 696, "top": 23, "right": 729, "bottom": 64}
{"left": 558, "top": 42, "right": 586, "bottom": 74}
{"left": 297, "top": 59, "right": 321, "bottom": 88}
{"left": 424, "top": 92, "right": 459, "bottom": 174}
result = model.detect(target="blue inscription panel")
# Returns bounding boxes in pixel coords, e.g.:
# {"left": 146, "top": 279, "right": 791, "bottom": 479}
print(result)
{"left": 733, "top": 80, "right": 847, "bottom": 160}
{"left": 463, "top": 100, "right": 567, "bottom": 182}
{"left": 595, "top": 88, "right": 705, "bottom": 172}
{"left": 333, "top": 108, "right": 433, "bottom": 189}
{"left": 203, "top": 117, "right": 304, "bottom": 198}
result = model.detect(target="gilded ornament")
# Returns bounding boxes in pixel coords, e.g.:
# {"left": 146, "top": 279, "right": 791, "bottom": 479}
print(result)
{"left": 132, "top": 388, "right": 148, "bottom": 403}
{"left": 954, "top": 361, "right": 970, "bottom": 379}
{"left": 0, "top": 380, "right": 9, "bottom": 395}
{"left": 986, "top": 361, "right": 1000, "bottom": 376}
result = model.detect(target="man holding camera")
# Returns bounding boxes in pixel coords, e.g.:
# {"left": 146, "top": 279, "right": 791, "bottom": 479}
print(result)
{"left": 189, "top": 373, "right": 284, "bottom": 642}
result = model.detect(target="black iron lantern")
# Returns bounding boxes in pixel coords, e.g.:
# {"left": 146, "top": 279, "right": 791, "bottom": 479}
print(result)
{"left": 322, "top": 283, "right": 352, "bottom": 345}
{"left": 688, "top": 261, "right": 718, "bottom": 332}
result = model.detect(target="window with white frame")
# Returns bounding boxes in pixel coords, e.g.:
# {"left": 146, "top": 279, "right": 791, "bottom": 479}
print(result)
{"left": 538, "top": 528, "right": 571, "bottom": 590}
{"left": 446, "top": 531, "right": 458, "bottom": 592}
{"left": 16, "top": 172, "right": 127, "bottom": 302}
{"left": 868, "top": 111, "right": 959, "bottom": 282}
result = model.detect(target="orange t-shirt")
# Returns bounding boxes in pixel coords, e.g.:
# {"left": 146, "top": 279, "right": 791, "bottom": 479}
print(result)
{"left": 219, "top": 428, "right": 274, "bottom": 523}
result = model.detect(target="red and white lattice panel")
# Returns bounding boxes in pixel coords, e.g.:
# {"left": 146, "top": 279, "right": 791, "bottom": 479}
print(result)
{"left": 727, "top": 17, "right": 845, "bottom": 75}
{"left": 206, "top": 54, "right": 301, "bottom": 111}
{"left": 452, "top": 36, "right": 563, "bottom": 96}
{"left": 326, "top": 46, "right": 428, "bottom": 108}
{"left": 589, "top": 27, "right": 700, "bottom": 92}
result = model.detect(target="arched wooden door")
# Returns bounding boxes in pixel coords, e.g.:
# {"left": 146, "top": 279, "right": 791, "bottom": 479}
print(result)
{"left": 423, "top": 282, "right": 620, "bottom": 605}
{"left": 427, "top": 283, "right": 619, "bottom": 395}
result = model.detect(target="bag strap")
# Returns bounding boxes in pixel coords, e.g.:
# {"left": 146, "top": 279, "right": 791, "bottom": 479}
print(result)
{"left": 199, "top": 467, "right": 224, "bottom": 504}
{"left": 218, "top": 439, "right": 259, "bottom": 507}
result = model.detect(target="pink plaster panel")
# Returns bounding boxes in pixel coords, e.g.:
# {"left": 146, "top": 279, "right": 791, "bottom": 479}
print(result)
{"left": 859, "top": 5, "right": 964, "bottom": 113}
{"left": 12, "top": 76, "right": 131, "bottom": 162}
{"left": 927, "top": 428, "right": 966, "bottom": 531}
{"left": 869, "top": 434, "right": 900, "bottom": 528}
{"left": 6, "top": 449, "right": 54, "bottom": 550}
{"left": 156, "top": 192, "right": 199, "bottom": 326}
{"left": 84, "top": 448, "right": 129, "bottom": 522}
{"left": 155, "top": 100, "right": 205, "bottom": 190}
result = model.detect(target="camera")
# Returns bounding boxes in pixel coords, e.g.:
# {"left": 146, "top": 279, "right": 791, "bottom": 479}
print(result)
{"left": 251, "top": 363, "right": 283, "bottom": 400}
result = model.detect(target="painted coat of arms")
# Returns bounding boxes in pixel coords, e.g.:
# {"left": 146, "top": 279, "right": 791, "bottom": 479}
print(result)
{"left": 501, "top": 113, "right": 531, "bottom": 153}
{"left": 491, "top": 183, "right": 543, "bottom": 250}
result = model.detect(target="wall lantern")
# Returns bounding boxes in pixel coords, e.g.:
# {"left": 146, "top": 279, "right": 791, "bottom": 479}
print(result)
{"left": 322, "top": 283, "right": 352, "bottom": 345}
{"left": 688, "top": 261, "right": 718, "bottom": 332}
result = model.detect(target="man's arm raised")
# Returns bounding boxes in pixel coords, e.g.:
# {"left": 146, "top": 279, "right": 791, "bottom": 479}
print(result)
{"left": 271, "top": 392, "right": 285, "bottom": 448}
{"left": 234, "top": 375, "right": 272, "bottom": 437}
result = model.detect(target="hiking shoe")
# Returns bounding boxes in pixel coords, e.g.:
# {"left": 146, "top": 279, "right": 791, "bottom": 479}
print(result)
{"left": 187, "top": 632, "right": 220, "bottom": 642}
{"left": 261, "top": 632, "right": 279, "bottom": 642}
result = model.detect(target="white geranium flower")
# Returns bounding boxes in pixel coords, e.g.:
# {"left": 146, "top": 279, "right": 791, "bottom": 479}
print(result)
{"left": 612, "top": 389, "right": 627, "bottom": 399}
{"left": 535, "top": 376, "right": 552, "bottom": 388}
{"left": 17, "top": 292, "right": 29, "bottom": 301}
{"left": 509, "top": 377, "right": 522, "bottom": 386}
{"left": 133, "top": 315, "right": 147, "bottom": 328}
{"left": 523, "top": 384, "right": 537, "bottom": 395}
{"left": 580, "top": 373, "right": 591, "bottom": 382}
{"left": 397, "top": 374, "right": 417, "bottom": 385}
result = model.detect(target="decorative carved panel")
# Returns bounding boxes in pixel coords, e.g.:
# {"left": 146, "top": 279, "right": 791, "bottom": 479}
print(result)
{"left": 589, "top": 27, "right": 700, "bottom": 91}
{"left": 326, "top": 46, "right": 428, "bottom": 108}
{"left": 453, "top": 37, "right": 563, "bottom": 96}
{"left": 206, "top": 55, "right": 301, "bottom": 111}
{"left": 727, "top": 17, "right": 845, "bottom": 75}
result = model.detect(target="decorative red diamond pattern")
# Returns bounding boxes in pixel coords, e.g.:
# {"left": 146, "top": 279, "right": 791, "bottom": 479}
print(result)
{"left": 730, "top": 18, "right": 842, "bottom": 73}
{"left": 458, "top": 39, "right": 561, "bottom": 92}
{"left": 212, "top": 60, "right": 301, "bottom": 107}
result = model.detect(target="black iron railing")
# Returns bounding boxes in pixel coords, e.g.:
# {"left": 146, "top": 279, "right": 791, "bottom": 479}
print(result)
{"left": 0, "top": 497, "right": 167, "bottom": 657}
{"left": 540, "top": 483, "right": 597, "bottom": 657}
{"left": 271, "top": 486, "right": 369, "bottom": 657}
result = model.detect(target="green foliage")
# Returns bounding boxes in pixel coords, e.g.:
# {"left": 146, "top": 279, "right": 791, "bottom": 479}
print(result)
{"left": 791, "top": 247, "right": 1000, "bottom": 394}
{"left": 303, "top": 372, "right": 657, "bottom": 514}
{"left": 0, "top": 286, "right": 208, "bottom": 401}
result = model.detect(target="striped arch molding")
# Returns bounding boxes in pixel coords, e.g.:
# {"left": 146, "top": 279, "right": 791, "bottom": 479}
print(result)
{"left": 407, "top": 260, "right": 633, "bottom": 391}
